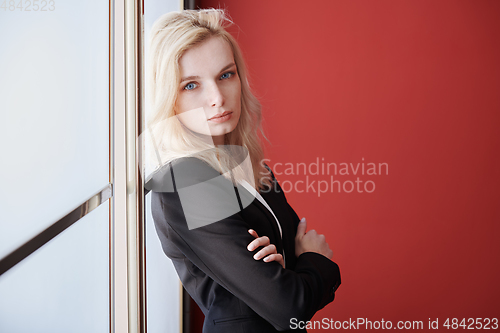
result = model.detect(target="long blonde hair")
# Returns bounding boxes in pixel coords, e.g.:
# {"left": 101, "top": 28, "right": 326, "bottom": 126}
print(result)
{"left": 146, "top": 9, "right": 271, "bottom": 190}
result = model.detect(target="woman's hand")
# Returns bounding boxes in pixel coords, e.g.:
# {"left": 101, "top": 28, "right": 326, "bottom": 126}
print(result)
{"left": 295, "top": 218, "right": 333, "bottom": 259}
{"left": 247, "top": 229, "right": 285, "bottom": 268}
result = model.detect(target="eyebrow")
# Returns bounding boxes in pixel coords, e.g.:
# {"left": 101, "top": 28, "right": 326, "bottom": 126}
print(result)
{"left": 180, "top": 63, "right": 236, "bottom": 83}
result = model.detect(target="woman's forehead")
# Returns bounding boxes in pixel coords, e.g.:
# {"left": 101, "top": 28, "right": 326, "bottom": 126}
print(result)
{"left": 179, "top": 37, "right": 235, "bottom": 76}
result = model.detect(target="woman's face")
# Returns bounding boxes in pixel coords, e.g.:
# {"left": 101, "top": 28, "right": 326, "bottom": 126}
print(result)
{"left": 175, "top": 36, "right": 242, "bottom": 146}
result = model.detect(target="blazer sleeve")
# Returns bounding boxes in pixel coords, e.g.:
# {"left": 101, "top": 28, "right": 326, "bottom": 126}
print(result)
{"left": 151, "top": 158, "right": 341, "bottom": 331}
{"left": 264, "top": 164, "right": 342, "bottom": 310}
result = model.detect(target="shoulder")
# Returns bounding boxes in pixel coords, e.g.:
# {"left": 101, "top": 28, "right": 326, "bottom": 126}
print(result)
{"left": 146, "top": 157, "right": 221, "bottom": 193}
{"left": 148, "top": 157, "right": 244, "bottom": 230}
{"left": 261, "top": 161, "right": 273, "bottom": 175}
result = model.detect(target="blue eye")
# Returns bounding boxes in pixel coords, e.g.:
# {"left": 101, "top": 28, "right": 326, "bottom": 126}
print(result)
{"left": 220, "top": 72, "right": 234, "bottom": 80}
{"left": 184, "top": 82, "right": 197, "bottom": 90}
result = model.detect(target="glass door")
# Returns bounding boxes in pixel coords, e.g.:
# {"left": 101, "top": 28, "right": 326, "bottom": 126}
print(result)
{"left": 0, "top": 1, "right": 111, "bottom": 332}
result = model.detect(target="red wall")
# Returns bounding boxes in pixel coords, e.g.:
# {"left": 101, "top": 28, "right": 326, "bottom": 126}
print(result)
{"left": 197, "top": 0, "right": 500, "bottom": 331}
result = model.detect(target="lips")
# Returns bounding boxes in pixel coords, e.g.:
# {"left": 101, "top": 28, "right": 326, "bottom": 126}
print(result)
{"left": 209, "top": 111, "right": 232, "bottom": 120}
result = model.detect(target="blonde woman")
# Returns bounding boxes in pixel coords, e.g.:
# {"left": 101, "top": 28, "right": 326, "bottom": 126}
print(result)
{"left": 147, "top": 9, "right": 341, "bottom": 333}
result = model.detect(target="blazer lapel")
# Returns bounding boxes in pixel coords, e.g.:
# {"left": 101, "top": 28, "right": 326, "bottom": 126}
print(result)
{"left": 260, "top": 188, "right": 297, "bottom": 269}
{"left": 234, "top": 183, "right": 284, "bottom": 256}
{"left": 258, "top": 189, "right": 286, "bottom": 255}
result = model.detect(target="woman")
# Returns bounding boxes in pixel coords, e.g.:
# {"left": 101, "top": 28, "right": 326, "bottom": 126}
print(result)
{"left": 146, "top": 9, "right": 341, "bottom": 333}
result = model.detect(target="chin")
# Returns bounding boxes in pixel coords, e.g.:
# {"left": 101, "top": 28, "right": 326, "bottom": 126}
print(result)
{"left": 213, "top": 122, "right": 238, "bottom": 136}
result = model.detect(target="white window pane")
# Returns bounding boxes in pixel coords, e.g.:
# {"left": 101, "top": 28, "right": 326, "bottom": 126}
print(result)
{"left": 0, "top": 2, "right": 109, "bottom": 258}
{"left": 0, "top": 203, "right": 109, "bottom": 333}
{"left": 146, "top": 193, "right": 182, "bottom": 333}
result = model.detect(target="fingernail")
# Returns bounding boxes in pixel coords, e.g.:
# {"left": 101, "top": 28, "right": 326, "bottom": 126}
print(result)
{"left": 264, "top": 257, "right": 270, "bottom": 262}
{"left": 300, "top": 218, "right": 306, "bottom": 222}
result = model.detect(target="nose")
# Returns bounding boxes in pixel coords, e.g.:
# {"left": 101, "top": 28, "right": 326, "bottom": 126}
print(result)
{"left": 207, "top": 83, "right": 224, "bottom": 108}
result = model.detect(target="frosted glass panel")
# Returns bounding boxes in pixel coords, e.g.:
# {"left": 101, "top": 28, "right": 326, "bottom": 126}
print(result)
{"left": 0, "top": 202, "right": 109, "bottom": 333}
{"left": 146, "top": 193, "right": 182, "bottom": 333}
{"left": 0, "top": 1, "right": 109, "bottom": 258}
{"left": 144, "top": 1, "right": 183, "bottom": 333}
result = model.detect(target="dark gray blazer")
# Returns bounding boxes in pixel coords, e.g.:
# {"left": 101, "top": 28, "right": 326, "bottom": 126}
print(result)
{"left": 149, "top": 157, "right": 341, "bottom": 332}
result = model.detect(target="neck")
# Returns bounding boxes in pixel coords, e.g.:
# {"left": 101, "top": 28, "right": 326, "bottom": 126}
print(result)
{"left": 213, "top": 134, "right": 225, "bottom": 146}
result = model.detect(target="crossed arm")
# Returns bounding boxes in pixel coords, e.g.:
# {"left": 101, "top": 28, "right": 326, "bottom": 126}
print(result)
{"left": 248, "top": 217, "right": 334, "bottom": 269}
{"left": 155, "top": 192, "right": 340, "bottom": 331}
